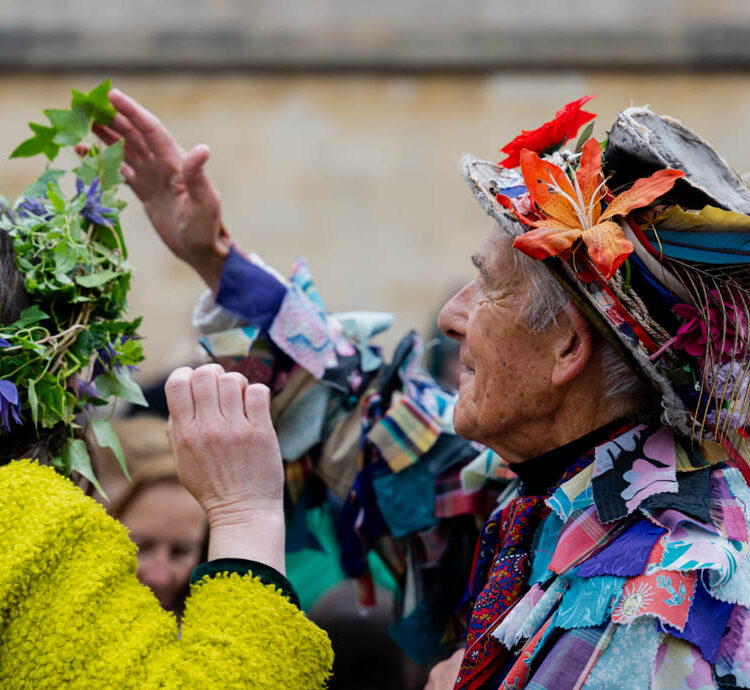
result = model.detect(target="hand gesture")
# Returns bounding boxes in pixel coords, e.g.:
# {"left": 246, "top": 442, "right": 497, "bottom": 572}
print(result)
{"left": 94, "top": 89, "right": 233, "bottom": 291}
{"left": 165, "top": 364, "right": 286, "bottom": 571}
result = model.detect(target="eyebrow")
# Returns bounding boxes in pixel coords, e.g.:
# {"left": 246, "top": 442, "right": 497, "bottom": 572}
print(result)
{"left": 471, "top": 252, "right": 493, "bottom": 286}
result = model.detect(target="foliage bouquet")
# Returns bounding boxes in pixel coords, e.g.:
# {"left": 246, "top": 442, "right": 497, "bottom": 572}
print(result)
{"left": 0, "top": 80, "right": 143, "bottom": 492}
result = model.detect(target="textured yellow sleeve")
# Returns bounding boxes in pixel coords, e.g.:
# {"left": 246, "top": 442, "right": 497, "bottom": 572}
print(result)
{"left": 0, "top": 460, "right": 333, "bottom": 689}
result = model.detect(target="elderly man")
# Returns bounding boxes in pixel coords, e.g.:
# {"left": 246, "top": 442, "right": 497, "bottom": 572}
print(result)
{"left": 101, "top": 91, "right": 750, "bottom": 689}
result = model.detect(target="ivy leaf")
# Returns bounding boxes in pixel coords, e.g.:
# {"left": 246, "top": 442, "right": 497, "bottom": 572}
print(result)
{"left": 71, "top": 79, "right": 116, "bottom": 126}
{"left": 90, "top": 417, "right": 131, "bottom": 481}
{"left": 75, "top": 269, "right": 118, "bottom": 288}
{"left": 63, "top": 439, "right": 107, "bottom": 497}
{"left": 13, "top": 305, "right": 48, "bottom": 328}
{"left": 94, "top": 369, "right": 147, "bottom": 407}
{"left": 10, "top": 123, "right": 60, "bottom": 161}
{"left": 22, "top": 169, "right": 65, "bottom": 199}
{"left": 73, "top": 139, "right": 124, "bottom": 191}
{"left": 46, "top": 181, "right": 66, "bottom": 213}
{"left": 27, "top": 378, "right": 39, "bottom": 427}
{"left": 99, "top": 139, "right": 124, "bottom": 190}
{"left": 44, "top": 106, "right": 89, "bottom": 147}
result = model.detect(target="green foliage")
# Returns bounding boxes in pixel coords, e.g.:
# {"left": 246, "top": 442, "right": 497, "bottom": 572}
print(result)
{"left": 11, "top": 79, "right": 116, "bottom": 161}
{"left": 0, "top": 79, "right": 145, "bottom": 487}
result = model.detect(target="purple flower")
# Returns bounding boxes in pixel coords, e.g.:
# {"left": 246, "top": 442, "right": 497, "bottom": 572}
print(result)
{"left": 76, "top": 177, "right": 114, "bottom": 227}
{"left": 0, "top": 337, "right": 9, "bottom": 348}
{"left": 0, "top": 380, "right": 21, "bottom": 433}
{"left": 90, "top": 338, "right": 138, "bottom": 382}
{"left": 17, "top": 197, "right": 52, "bottom": 221}
{"left": 72, "top": 376, "right": 99, "bottom": 400}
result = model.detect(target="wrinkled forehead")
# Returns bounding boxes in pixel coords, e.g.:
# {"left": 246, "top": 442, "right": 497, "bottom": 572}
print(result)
{"left": 471, "top": 224, "right": 526, "bottom": 289}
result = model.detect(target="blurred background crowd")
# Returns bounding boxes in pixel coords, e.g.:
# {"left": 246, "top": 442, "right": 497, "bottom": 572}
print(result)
{"left": 4, "top": 1, "right": 750, "bottom": 687}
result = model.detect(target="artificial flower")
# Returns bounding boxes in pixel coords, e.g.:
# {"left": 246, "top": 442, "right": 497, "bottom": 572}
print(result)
{"left": 498, "top": 96, "right": 596, "bottom": 169}
{"left": 671, "top": 290, "right": 748, "bottom": 364}
{"left": 0, "top": 379, "right": 21, "bottom": 433}
{"left": 498, "top": 139, "right": 685, "bottom": 279}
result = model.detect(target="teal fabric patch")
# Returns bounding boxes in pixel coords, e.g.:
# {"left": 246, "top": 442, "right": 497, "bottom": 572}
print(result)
{"left": 582, "top": 619, "right": 664, "bottom": 689}
{"left": 373, "top": 461, "right": 437, "bottom": 538}
{"left": 530, "top": 512, "right": 564, "bottom": 585}
{"left": 555, "top": 575, "right": 625, "bottom": 629}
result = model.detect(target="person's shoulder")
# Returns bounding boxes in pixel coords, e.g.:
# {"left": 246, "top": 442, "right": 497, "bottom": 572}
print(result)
{"left": 0, "top": 458, "right": 132, "bottom": 547}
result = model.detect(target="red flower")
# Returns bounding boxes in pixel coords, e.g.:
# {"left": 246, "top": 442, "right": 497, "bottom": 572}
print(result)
{"left": 499, "top": 96, "right": 596, "bottom": 169}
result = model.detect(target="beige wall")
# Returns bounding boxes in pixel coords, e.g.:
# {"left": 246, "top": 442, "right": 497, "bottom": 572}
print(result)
{"left": 1, "top": 72, "right": 749, "bottom": 380}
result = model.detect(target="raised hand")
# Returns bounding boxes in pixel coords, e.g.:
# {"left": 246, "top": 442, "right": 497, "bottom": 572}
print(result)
{"left": 165, "top": 364, "right": 286, "bottom": 572}
{"left": 94, "top": 89, "right": 233, "bottom": 292}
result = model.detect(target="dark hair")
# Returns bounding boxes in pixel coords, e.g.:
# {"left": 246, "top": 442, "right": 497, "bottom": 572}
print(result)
{"left": 0, "top": 229, "right": 64, "bottom": 464}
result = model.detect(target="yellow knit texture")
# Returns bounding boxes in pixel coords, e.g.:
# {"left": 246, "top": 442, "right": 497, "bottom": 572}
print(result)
{"left": 0, "top": 460, "right": 333, "bottom": 688}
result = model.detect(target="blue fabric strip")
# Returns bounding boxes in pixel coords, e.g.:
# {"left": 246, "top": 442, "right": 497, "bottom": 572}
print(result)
{"left": 216, "top": 247, "right": 287, "bottom": 331}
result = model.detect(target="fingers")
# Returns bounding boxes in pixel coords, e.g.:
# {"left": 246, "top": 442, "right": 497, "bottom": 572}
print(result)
{"left": 183, "top": 144, "right": 220, "bottom": 203}
{"left": 106, "top": 113, "right": 152, "bottom": 160}
{"left": 217, "top": 372, "right": 248, "bottom": 423}
{"left": 165, "top": 367, "right": 197, "bottom": 426}
{"left": 108, "top": 88, "right": 177, "bottom": 157}
{"left": 244, "top": 384, "right": 272, "bottom": 430}
{"left": 92, "top": 124, "right": 119, "bottom": 146}
{"left": 120, "top": 161, "right": 136, "bottom": 186}
{"left": 190, "top": 363, "right": 224, "bottom": 421}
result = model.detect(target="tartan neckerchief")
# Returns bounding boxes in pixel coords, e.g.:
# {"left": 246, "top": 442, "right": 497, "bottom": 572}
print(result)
{"left": 455, "top": 417, "right": 640, "bottom": 690}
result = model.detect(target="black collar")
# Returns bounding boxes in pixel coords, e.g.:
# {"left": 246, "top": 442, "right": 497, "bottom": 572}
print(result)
{"left": 511, "top": 417, "right": 635, "bottom": 495}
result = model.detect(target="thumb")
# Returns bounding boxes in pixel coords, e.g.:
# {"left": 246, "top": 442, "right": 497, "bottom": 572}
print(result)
{"left": 244, "top": 384, "right": 273, "bottom": 429}
{"left": 183, "top": 144, "right": 218, "bottom": 201}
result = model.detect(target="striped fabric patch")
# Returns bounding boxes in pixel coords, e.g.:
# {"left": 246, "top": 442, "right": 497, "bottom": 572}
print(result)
{"left": 367, "top": 397, "right": 441, "bottom": 473}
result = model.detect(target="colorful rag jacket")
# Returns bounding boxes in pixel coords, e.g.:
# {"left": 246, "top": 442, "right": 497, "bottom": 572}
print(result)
{"left": 0, "top": 459, "right": 333, "bottom": 688}
{"left": 193, "top": 248, "right": 515, "bottom": 664}
{"left": 455, "top": 420, "right": 750, "bottom": 690}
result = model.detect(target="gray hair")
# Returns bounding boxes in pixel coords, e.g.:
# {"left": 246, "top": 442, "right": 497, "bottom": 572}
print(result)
{"left": 512, "top": 248, "right": 648, "bottom": 403}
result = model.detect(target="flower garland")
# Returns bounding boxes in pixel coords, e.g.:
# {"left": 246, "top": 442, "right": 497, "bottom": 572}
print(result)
{"left": 0, "top": 80, "right": 143, "bottom": 492}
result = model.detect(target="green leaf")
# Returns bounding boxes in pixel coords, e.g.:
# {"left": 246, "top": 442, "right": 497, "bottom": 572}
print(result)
{"left": 22, "top": 169, "right": 65, "bottom": 199}
{"left": 71, "top": 79, "right": 116, "bottom": 126}
{"left": 13, "top": 305, "right": 48, "bottom": 327}
{"left": 574, "top": 122, "right": 596, "bottom": 154}
{"left": 10, "top": 123, "right": 60, "bottom": 160}
{"left": 44, "top": 106, "right": 89, "bottom": 146}
{"left": 27, "top": 378, "right": 39, "bottom": 426}
{"left": 63, "top": 438, "right": 107, "bottom": 497}
{"left": 90, "top": 417, "right": 131, "bottom": 481}
{"left": 94, "top": 368, "right": 147, "bottom": 407}
{"left": 99, "top": 139, "right": 124, "bottom": 190}
{"left": 75, "top": 269, "right": 118, "bottom": 288}
{"left": 46, "top": 181, "right": 66, "bottom": 213}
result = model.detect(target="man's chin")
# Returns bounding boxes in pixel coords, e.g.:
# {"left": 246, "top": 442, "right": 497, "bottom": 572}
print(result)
{"left": 452, "top": 398, "right": 476, "bottom": 442}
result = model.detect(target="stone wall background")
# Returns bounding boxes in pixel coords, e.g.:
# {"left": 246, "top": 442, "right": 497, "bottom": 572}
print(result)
{"left": 2, "top": 3, "right": 750, "bottom": 379}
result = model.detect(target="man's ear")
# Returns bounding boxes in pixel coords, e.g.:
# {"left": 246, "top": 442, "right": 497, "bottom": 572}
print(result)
{"left": 550, "top": 300, "right": 594, "bottom": 386}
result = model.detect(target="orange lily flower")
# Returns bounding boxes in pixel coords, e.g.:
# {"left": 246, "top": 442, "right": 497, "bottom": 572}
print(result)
{"left": 497, "top": 138, "right": 685, "bottom": 279}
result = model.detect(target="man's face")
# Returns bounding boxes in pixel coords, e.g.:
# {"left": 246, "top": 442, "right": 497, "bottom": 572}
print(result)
{"left": 438, "top": 226, "right": 563, "bottom": 460}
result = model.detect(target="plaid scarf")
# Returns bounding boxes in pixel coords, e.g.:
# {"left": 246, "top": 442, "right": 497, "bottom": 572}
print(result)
{"left": 455, "top": 419, "right": 638, "bottom": 690}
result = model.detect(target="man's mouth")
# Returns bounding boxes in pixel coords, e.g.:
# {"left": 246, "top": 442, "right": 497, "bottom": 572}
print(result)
{"left": 460, "top": 361, "right": 475, "bottom": 375}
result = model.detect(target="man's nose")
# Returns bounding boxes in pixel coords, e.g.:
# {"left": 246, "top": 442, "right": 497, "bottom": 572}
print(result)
{"left": 438, "top": 286, "right": 469, "bottom": 340}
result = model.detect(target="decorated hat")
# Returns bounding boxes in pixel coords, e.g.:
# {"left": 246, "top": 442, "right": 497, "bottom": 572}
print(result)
{"left": 461, "top": 97, "right": 750, "bottom": 456}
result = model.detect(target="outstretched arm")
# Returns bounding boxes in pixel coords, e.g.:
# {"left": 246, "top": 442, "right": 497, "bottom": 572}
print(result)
{"left": 95, "top": 89, "right": 233, "bottom": 292}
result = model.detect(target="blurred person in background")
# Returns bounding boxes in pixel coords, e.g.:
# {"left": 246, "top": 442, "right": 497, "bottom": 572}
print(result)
{"left": 90, "top": 415, "right": 208, "bottom": 615}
